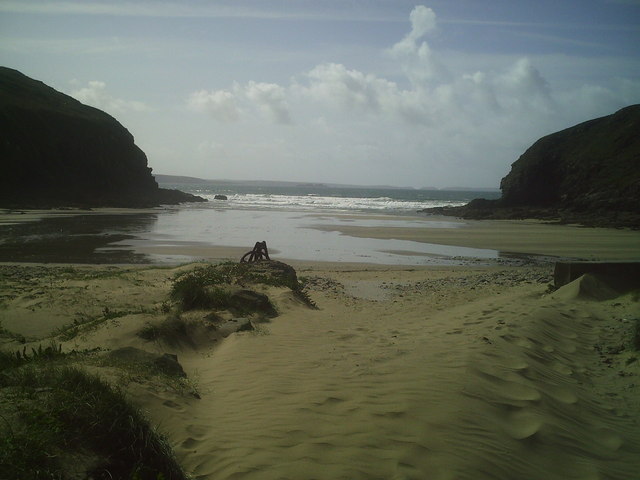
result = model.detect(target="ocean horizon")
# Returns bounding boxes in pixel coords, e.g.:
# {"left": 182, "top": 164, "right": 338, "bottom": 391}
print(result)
{"left": 157, "top": 180, "right": 500, "bottom": 214}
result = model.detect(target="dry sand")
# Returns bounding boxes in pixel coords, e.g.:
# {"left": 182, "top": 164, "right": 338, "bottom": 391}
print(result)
{"left": 1, "top": 259, "right": 639, "bottom": 479}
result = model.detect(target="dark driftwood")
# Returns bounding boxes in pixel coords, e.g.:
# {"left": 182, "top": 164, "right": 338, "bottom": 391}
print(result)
{"left": 241, "top": 241, "right": 270, "bottom": 263}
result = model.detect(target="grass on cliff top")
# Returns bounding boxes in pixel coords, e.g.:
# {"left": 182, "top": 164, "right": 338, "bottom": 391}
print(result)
{"left": 0, "top": 348, "right": 188, "bottom": 480}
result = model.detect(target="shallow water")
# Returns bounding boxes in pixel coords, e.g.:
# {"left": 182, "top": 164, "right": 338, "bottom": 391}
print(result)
{"left": 0, "top": 207, "right": 529, "bottom": 265}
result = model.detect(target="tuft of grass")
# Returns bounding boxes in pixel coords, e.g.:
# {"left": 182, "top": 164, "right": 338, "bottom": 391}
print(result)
{"left": 292, "top": 286, "right": 318, "bottom": 310}
{"left": 138, "top": 315, "right": 188, "bottom": 343}
{"left": 170, "top": 274, "right": 233, "bottom": 311}
{"left": 53, "top": 307, "right": 155, "bottom": 341}
{"left": 0, "top": 365, "right": 188, "bottom": 479}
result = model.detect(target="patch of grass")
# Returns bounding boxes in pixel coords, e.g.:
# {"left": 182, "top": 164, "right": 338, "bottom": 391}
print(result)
{"left": 0, "top": 364, "right": 188, "bottom": 479}
{"left": 292, "top": 287, "right": 318, "bottom": 310}
{"left": 173, "top": 261, "right": 301, "bottom": 291}
{"left": 53, "top": 307, "right": 155, "bottom": 341}
{"left": 170, "top": 261, "right": 317, "bottom": 310}
{"left": 137, "top": 315, "right": 188, "bottom": 343}
{"left": 170, "top": 268, "right": 235, "bottom": 311}
{"left": 633, "top": 319, "right": 640, "bottom": 351}
{"left": 0, "top": 342, "right": 101, "bottom": 372}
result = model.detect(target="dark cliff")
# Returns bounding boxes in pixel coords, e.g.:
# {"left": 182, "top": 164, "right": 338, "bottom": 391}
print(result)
{"left": 0, "top": 67, "right": 205, "bottom": 208}
{"left": 424, "top": 105, "right": 640, "bottom": 228}
{"left": 499, "top": 105, "right": 639, "bottom": 213}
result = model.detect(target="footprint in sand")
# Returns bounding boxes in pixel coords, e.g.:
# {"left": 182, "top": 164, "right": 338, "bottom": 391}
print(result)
{"left": 162, "top": 399, "right": 184, "bottom": 411}
{"left": 181, "top": 437, "right": 200, "bottom": 449}
{"left": 313, "top": 396, "right": 345, "bottom": 407}
{"left": 186, "top": 424, "right": 209, "bottom": 439}
{"left": 463, "top": 320, "right": 483, "bottom": 326}
{"left": 337, "top": 333, "right": 358, "bottom": 341}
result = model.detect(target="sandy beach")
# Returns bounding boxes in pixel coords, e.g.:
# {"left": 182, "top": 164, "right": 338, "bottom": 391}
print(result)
{"left": 1, "top": 244, "right": 639, "bottom": 479}
{"left": 1, "top": 210, "right": 640, "bottom": 478}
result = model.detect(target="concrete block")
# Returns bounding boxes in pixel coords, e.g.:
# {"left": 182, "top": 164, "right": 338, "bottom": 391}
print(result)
{"left": 554, "top": 261, "right": 640, "bottom": 291}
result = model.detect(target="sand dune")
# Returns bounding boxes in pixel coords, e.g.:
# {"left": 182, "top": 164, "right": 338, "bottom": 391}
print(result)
{"left": 1, "top": 261, "right": 638, "bottom": 478}
{"left": 107, "top": 266, "right": 640, "bottom": 480}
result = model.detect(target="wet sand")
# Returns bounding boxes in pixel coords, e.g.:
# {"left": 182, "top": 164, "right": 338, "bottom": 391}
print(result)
{"left": 2, "top": 209, "right": 639, "bottom": 264}
{"left": 309, "top": 217, "right": 640, "bottom": 260}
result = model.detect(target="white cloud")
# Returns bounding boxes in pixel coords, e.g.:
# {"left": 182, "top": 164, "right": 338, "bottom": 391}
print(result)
{"left": 390, "top": 5, "right": 437, "bottom": 57}
{"left": 495, "top": 58, "right": 553, "bottom": 111}
{"left": 297, "top": 63, "right": 399, "bottom": 114}
{"left": 183, "top": 5, "right": 639, "bottom": 187}
{"left": 245, "top": 81, "right": 291, "bottom": 124}
{"left": 70, "top": 80, "right": 150, "bottom": 113}
{"left": 388, "top": 5, "right": 449, "bottom": 85}
{"left": 187, "top": 82, "right": 291, "bottom": 124}
{"left": 187, "top": 89, "right": 241, "bottom": 122}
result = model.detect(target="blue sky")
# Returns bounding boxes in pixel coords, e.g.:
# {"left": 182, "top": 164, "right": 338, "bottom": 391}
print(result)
{"left": 1, "top": 0, "right": 639, "bottom": 188}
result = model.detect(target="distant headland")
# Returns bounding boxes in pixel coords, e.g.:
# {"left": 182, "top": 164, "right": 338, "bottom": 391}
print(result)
{"left": 0, "top": 67, "right": 205, "bottom": 209}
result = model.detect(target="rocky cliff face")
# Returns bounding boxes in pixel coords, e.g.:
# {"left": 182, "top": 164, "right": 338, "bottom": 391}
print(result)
{"left": 423, "top": 105, "right": 640, "bottom": 228}
{"left": 500, "top": 105, "right": 640, "bottom": 214}
{"left": 0, "top": 67, "right": 204, "bottom": 208}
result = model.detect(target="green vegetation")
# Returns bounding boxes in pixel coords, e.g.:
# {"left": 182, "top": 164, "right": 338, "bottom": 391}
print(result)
{"left": 137, "top": 315, "right": 191, "bottom": 345}
{"left": 171, "top": 274, "right": 234, "bottom": 311}
{"left": 0, "top": 349, "right": 188, "bottom": 479}
{"left": 173, "top": 261, "right": 300, "bottom": 292}
{"left": 170, "top": 261, "right": 316, "bottom": 311}
{"left": 53, "top": 306, "right": 156, "bottom": 341}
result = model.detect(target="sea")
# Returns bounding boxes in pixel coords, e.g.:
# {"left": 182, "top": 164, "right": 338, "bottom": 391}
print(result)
{"left": 166, "top": 182, "right": 498, "bottom": 214}
{"left": 0, "top": 183, "right": 507, "bottom": 265}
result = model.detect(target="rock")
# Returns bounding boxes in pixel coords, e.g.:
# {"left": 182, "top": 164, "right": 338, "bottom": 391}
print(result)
{"left": 153, "top": 353, "right": 187, "bottom": 378}
{"left": 214, "top": 194, "right": 228, "bottom": 200}
{"left": 229, "top": 289, "right": 278, "bottom": 317}
{"left": 240, "top": 260, "right": 300, "bottom": 290}
{"left": 500, "top": 105, "right": 639, "bottom": 212}
{"left": 422, "top": 105, "right": 640, "bottom": 228}
{"left": 106, "top": 347, "right": 186, "bottom": 377}
{"left": 216, "top": 317, "right": 254, "bottom": 337}
{"left": 0, "top": 67, "right": 206, "bottom": 208}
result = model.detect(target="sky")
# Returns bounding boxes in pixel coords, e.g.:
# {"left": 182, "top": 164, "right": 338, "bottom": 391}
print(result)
{"left": 1, "top": 0, "right": 639, "bottom": 188}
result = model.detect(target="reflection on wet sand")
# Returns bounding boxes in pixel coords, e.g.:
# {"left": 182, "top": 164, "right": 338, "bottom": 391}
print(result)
{"left": 0, "top": 213, "right": 158, "bottom": 263}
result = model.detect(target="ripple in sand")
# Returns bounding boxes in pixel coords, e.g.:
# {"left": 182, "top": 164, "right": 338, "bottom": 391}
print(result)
{"left": 503, "top": 410, "right": 543, "bottom": 440}
{"left": 594, "top": 428, "right": 623, "bottom": 451}
{"left": 549, "top": 361, "right": 573, "bottom": 375}
{"left": 544, "top": 385, "right": 578, "bottom": 404}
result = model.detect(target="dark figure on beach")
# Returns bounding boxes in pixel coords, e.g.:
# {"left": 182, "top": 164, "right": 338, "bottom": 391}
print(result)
{"left": 241, "top": 241, "right": 270, "bottom": 263}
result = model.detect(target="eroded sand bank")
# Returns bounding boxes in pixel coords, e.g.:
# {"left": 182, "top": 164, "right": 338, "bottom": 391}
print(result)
{"left": 149, "top": 268, "right": 639, "bottom": 480}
